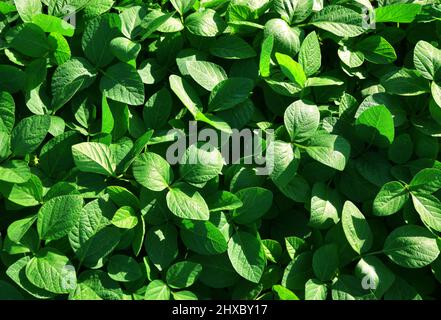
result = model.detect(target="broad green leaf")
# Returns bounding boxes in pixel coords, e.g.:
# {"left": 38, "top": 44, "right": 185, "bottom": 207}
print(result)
{"left": 171, "top": 0, "right": 196, "bottom": 16}
{"left": 310, "top": 5, "right": 365, "bottom": 38}
{"left": 180, "top": 219, "right": 228, "bottom": 255}
{"left": 232, "top": 187, "right": 273, "bottom": 225}
{"left": 14, "top": 0, "right": 42, "bottom": 22}
{"left": 144, "top": 280, "right": 171, "bottom": 300}
{"left": 356, "top": 36, "right": 397, "bottom": 64}
{"left": 342, "top": 201, "right": 373, "bottom": 254}
{"left": 272, "top": 284, "right": 299, "bottom": 300}
{"left": 37, "top": 195, "right": 84, "bottom": 241}
{"left": 110, "top": 37, "right": 141, "bottom": 62}
{"left": 373, "top": 181, "right": 409, "bottom": 216}
{"left": 299, "top": 31, "right": 321, "bottom": 77}
{"left": 264, "top": 19, "right": 302, "bottom": 56}
{"left": 11, "top": 115, "right": 50, "bottom": 156}
{"left": 166, "top": 261, "right": 202, "bottom": 289}
{"left": 259, "top": 35, "right": 274, "bottom": 78}
{"left": 100, "top": 62, "right": 145, "bottom": 106}
{"left": 273, "top": 0, "right": 313, "bottom": 24}
{"left": 0, "top": 160, "right": 31, "bottom": 184}
{"left": 284, "top": 99, "right": 320, "bottom": 142}
{"left": 82, "top": 14, "right": 120, "bottom": 67}
{"left": 355, "top": 256, "right": 395, "bottom": 299}
{"left": 111, "top": 206, "right": 138, "bottom": 229}
{"left": 383, "top": 225, "right": 440, "bottom": 268}
{"left": 25, "top": 248, "right": 77, "bottom": 294}
{"left": 275, "top": 53, "right": 306, "bottom": 87}
{"left": 413, "top": 41, "right": 441, "bottom": 81}
{"left": 185, "top": 9, "right": 226, "bottom": 37}
{"left": 205, "top": 191, "right": 243, "bottom": 212}
{"left": 381, "top": 68, "right": 430, "bottom": 96}
{"left": 107, "top": 255, "right": 143, "bottom": 282}
{"left": 208, "top": 78, "right": 254, "bottom": 112}
{"left": 305, "top": 279, "right": 328, "bottom": 300}
{"left": 228, "top": 230, "right": 266, "bottom": 283}
{"left": 309, "top": 182, "right": 341, "bottom": 229}
{"left": 166, "top": 183, "right": 210, "bottom": 220}
{"left": 145, "top": 224, "right": 178, "bottom": 271}
{"left": 169, "top": 74, "right": 202, "bottom": 117}
{"left": 355, "top": 105, "right": 395, "bottom": 148}
{"left": 179, "top": 143, "right": 224, "bottom": 185}
{"left": 132, "top": 152, "right": 173, "bottom": 191}
{"left": 305, "top": 133, "right": 351, "bottom": 171}
{"left": 409, "top": 168, "right": 441, "bottom": 194}
{"left": 51, "top": 58, "right": 98, "bottom": 111}
{"left": 32, "top": 14, "right": 75, "bottom": 37}
{"left": 8, "top": 24, "right": 50, "bottom": 58}
{"left": 209, "top": 35, "right": 256, "bottom": 60}
{"left": 72, "top": 142, "right": 116, "bottom": 176}
{"left": 282, "top": 252, "right": 313, "bottom": 291}
{"left": 186, "top": 60, "right": 227, "bottom": 91}
{"left": 411, "top": 193, "right": 441, "bottom": 232}
{"left": 375, "top": 3, "right": 422, "bottom": 23}
{"left": 312, "top": 244, "right": 339, "bottom": 282}
{"left": 0, "top": 91, "right": 15, "bottom": 133}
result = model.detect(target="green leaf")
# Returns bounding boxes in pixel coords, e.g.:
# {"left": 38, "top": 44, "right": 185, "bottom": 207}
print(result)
{"left": 355, "top": 105, "right": 395, "bottom": 148}
{"left": 144, "top": 280, "right": 171, "bottom": 300}
{"left": 110, "top": 37, "right": 141, "bottom": 62}
{"left": 310, "top": 5, "right": 365, "bottom": 38}
{"left": 0, "top": 91, "right": 15, "bottom": 133}
{"left": 284, "top": 99, "right": 320, "bottom": 142}
{"left": 305, "top": 133, "right": 351, "bottom": 171}
{"left": 309, "top": 182, "right": 341, "bottom": 229}
{"left": 32, "top": 14, "right": 75, "bottom": 37}
{"left": 342, "top": 201, "right": 373, "bottom": 254}
{"left": 14, "top": 0, "right": 42, "bottom": 22}
{"left": 312, "top": 244, "right": 339, "bottom": 282}
{"left": 305, "top": 279, "right": 328, "bottom": 300}
{"left": 111, "top": 206, "right": 138, "bottom": 229}
{"left": 208, "top": 78, "right": 254, "bottom": 112}
{"left": 179, "top": 143, "right": 224, "bottom": 185}
{"left": 169, "top": 74, "right": 202, "bottom": 117}
{"left": 0, "top": 65, "right": 26, "bottom": 93}
{"left": 185, "top": 9, "right": 226, "bottom": 37}
{"left": 299, "top": 31, "right": 321, "bottom": 77}
{"left": 72, "top": 142, "right": 116, "bottom": 176}
{"left": 209, "top": 35, "right": 256, "bottom": 60}
{"left": 143, "top": 88, "right": 172, "bottom": 130}
{"left": 411, "top": 193, "right": 441, "bottom": 232}
{"left": 275, "top": 52, "right": 307, "bottom": 87}
{"left": 409, "top": 168, "right": 441, "bottom": 194}
{"left": 413, "top": 41, "right": 441, "bottom": 81}
{"left": 381, "top": 68, "right": 430, "bottom": 96}
{"left": 132, "top": 152, "right": 173, "bottom": 191}
{"left": 206, "top": 191, "right": 243, "bottom": 212}
{"left": 107, "top": 255, "right": 143, "bottom": 282}
{"left": 8, "top": 24, "right": 50, "bottom": 58}
{"left": 383, "top": 225, "right": 440, "bottom": 268}
{"left": 180, "top": 219, "right": 228, "bottom": 255}
{"left": 375, "top": 3, "right": 422, "bottom": 23}
{"left": 25, "top": 248, "right": 77, "bottom": 294}
{"left": 282, "top": 251, "right": 313, "bottom": 290}
{"left": 37, "top": 195, "right": 84, "bottom": 241}
{"left": 272, "top": 285, "right": 299, "bottom": 300}
{"left": 259, "top": 35, "right": 274, "bottom": 78}
{"left": 145, "top": 224, "right": 178, "bottom": 271}
{"left": 166, "top": 261, "right": 202, "bottom": 289}
{"left": 171, "top": 0, "right": 196, "bottom": 16}
{"left": 166, "top": 183, "right": 210, "bottom": 220}
{"left": 228, "top": 230, "right": 266, "bottom": 283}
{"left": 355, "top": 256, "right": 395, "bottom": 299}
{"left": 273, "top": 0, "right": 313, "bottom": 24}
{"left": 82, "top": 14, "right": 120, "bottom": 67}
{"left": 373, "top": 181, "right": 409, "bottom": 216}
{"left": 0, "top": 160, "right": 31, "bottom": 184}
{"left": 11, "top": 115, "right": 50, "bottom": 156}
{"left": 100, "top": 62, "right": 145, "bottom": 106}
{"left": 232, "top": 187, "right": 273, "bottom": 225}
{"left": 51, "top": 58, "right": 98, "bottom": 111}
{"left": 186, "top": 60, "right": 227, "bottom": 91}
{"left": 356, "top": 36, "right": 397, "bottom": 65}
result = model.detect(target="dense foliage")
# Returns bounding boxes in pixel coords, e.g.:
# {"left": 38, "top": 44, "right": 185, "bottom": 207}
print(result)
{"left": 1, "top": 0, "right": 441, "bottom": 300}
